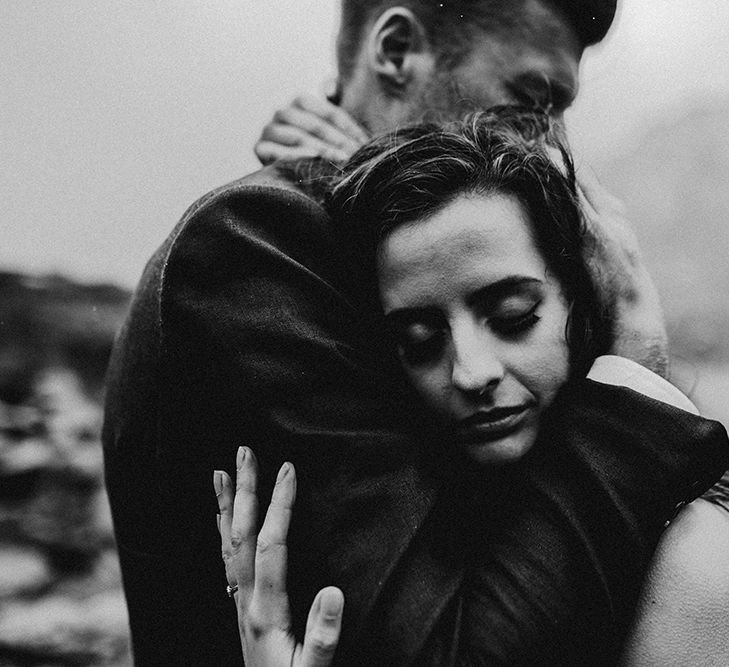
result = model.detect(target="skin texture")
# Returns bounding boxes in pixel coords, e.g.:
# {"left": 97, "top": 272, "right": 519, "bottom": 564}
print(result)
{"left": 254, "top": 94, "right": 369, "bottom": 166}
{"left": 339, "top": 3, "right": 580, "bottom": 136}
{"left": 619, "top": 498, "right": 729, "bottom": 666}
{"left": 216, "top": 450, "right": 344, "bottom": 667}
{"left": 413, "top": 6, "right": 580, "bottom": 126}
{"left": 378, "top": 192, "right": 570, "bottom": 465}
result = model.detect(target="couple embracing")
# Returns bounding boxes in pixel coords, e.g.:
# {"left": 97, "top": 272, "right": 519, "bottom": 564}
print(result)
{"left": 104, "top": 2, "right": 729, "bottom": 665}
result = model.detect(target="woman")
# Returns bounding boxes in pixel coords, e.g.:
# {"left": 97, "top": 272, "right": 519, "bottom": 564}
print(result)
{"left": 215, "top": 110, "right": 729, "bottom": 665}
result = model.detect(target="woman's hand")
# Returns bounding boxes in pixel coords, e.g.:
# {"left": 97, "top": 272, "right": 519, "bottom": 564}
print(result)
{"left": 577, "top": 167, "right": 669, "bottom": 377}
{"left": 214, "top": 447, "right": 344, "bottom": 666}
{"left": 254, "top": 94, "right": 369, "bottom": 165}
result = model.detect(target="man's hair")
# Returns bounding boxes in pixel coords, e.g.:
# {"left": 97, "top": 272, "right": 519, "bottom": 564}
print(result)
{"left": 337, "top": 0, "right": 616, "bottom": 85}
{"left": 338, "top": 0, "right": 530, "bottom": 84}
{"left": 327, "top": 108, "right": 612, "bottom": 376}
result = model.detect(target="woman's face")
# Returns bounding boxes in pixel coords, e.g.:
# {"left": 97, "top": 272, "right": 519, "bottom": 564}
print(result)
{"left": 378, "top": 193, "right": 571, "bottom": 464}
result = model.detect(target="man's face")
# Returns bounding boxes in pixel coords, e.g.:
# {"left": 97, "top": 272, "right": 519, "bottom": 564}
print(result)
{"left": 417, "top": 2, "right": 581, "bottom": 123}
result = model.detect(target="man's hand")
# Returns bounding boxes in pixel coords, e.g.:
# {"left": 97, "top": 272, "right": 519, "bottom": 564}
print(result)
{"left": 578, "top": 167, "right": 669, "bottom": 378}
{"left": 255, "top": 94, "right": 369, "bottom": 165}
{"left": 215, "top": 448, "right": 344, "bottom": 666}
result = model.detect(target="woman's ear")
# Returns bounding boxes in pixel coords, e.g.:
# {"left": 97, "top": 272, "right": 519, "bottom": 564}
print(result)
{"left": 366, "top": 7, "right": 433, "bottom": 92}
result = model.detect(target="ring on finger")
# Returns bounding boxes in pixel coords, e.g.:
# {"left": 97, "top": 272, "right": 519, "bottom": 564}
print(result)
{"left": 226, "top": 583, "right": 238, "bottom": 598}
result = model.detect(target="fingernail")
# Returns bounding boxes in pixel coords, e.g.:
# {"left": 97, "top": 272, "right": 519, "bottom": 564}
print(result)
{"left": 236, "top": 446, "right": 247, "bottom": 470}
{"left": 277, "top": 461, "right": 290, "bottom": 481}
{"left": 321, "top": 589, "right": 344, "bottom": 618}
{"left": 213, "top": 470, "right": 223, "bottom": 496}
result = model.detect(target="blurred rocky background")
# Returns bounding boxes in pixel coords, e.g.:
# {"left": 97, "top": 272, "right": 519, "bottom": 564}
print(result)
{"left": 0, "top": 102, "right": 727, "bottom": 666}
{"left": 0, "top": 273, "right": 132, "bottom": 666}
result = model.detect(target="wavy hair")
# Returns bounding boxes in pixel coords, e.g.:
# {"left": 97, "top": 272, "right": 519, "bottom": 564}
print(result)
{"left": 327, "top": 107, "right": 611, "bottom": 376}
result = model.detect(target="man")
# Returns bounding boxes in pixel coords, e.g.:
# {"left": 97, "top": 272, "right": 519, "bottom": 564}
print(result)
{"left": 103, "top": 2, "right": 727, "bottom": 664}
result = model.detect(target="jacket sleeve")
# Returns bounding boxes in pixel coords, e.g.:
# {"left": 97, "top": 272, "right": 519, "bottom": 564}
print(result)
{"left": 103, "top": 181, "right": 442, "bottom": 666}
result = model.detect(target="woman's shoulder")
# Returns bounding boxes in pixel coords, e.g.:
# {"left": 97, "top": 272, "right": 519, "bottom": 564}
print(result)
{"left": 655, "top": 497, "right": 729, "bottom": 588}
{"left": 620, "top": 498, "right": 729, "bottom": 665}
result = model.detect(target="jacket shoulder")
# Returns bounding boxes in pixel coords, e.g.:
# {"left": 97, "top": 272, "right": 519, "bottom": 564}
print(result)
{"left": 141, "top": 164, "right": 334, "bottom": 288}
{"left": 179, "top": 164, "right": 318, "bottom": 222}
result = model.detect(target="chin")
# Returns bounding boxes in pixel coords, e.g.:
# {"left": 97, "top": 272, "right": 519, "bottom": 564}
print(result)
{"left": 462, "top": 427, "right": 538, "bottom": 466}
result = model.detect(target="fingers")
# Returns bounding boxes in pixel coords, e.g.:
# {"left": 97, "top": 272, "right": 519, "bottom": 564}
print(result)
{"left": 216, "top": 456, "right": 341, "bottom": 666}
{"left": 255, "top": 135, "right": 350, "bottom": 165}
{"left": 255, "top": 140, "right": 336, "bottom": 166}
{"left": 575, "top": 162, "right": 601, "bottom": 201}
{"left": 217, "top": 447, "right": 260, "bottom": 600}
{"left": 270, "top": 106, "right": 361, "bottom": 157}
{"left": 576, "top": 165, "right": 626, "bottom": 221}
{"left": 231, "top": 447, "right": 260, "bottom": 597}
{"left": 292, "top": 94, "right": 369, "bottom": 145}
{"left": 251, "top": 462, "right": 296, "bottom": 624}
{"left": 258, "top": 124, "right": 351, "bottom": 162}
{"left": 300, "top": 587, "right": 344, "bottom": 667}
{"left": 254, "top": 95, "right": 368, "bottom": 166}
{"left": 215, "top": 468, "right": 234, "bottom": 557}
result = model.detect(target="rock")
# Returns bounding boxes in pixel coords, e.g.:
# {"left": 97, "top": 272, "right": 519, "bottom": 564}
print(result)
{"left": 0, "top": 438, "right": 55, "bottom": 476}
{"left": 0, "top": 544, "right": 52, "bottom": 596}
{"left": 0, "top": 401, "right": 44, "bottom": 439}
{"left": 0, "top": 272, "right": 133, "bottom": 664}
{"left": 0, "top": 591, "right": 131, "bottom": 665}
{"left": 21, "top": 470, "right": 105, "bottom": 569}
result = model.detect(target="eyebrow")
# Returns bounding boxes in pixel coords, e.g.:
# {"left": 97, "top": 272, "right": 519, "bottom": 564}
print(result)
{"left": 383, "top": 276, "right": 543, "bottom": 326}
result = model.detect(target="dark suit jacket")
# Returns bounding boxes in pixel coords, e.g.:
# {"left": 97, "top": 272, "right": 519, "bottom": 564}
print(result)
{"left": 103, "top": 166, "right": 729, "bottom": 665}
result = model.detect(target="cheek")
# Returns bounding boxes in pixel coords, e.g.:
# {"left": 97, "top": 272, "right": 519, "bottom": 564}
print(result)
{"left": 403, "top": 364, "right": 452, "bottom": 416}
{"left": 525, "top": 318, "right": 570, "bottom": 403}
{"left": 529, "top": 350, "right": 569, "bottom": 402}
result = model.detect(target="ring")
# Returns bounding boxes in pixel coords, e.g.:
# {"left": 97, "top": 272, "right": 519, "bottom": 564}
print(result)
{"left": 226, "top": 584, "right": 238, "bottom": 598}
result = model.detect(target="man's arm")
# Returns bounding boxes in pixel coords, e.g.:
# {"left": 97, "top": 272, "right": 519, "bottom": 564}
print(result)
{"left": 103, "top": 173, "right": 442, "bottom": 665}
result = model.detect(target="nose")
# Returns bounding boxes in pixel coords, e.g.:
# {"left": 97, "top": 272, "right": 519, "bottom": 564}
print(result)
{"left": 450, "top": 320, "right": 505, "bottom": 396}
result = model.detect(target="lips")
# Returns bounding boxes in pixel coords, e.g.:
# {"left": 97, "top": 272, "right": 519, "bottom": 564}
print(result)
{"left": 455, "top": 404, "right": 532, "bottom": 443}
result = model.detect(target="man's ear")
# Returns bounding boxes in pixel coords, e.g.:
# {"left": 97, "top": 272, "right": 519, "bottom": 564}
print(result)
{"left": 366, "top": 7, "right": 432, "bottom": 91}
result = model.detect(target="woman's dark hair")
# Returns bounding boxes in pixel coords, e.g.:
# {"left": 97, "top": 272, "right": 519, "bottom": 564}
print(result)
{"left": 327, "top": 107, "right": 611, "bottom": 376}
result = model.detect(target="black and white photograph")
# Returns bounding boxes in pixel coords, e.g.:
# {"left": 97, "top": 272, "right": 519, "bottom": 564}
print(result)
{"left": 2, "top": 1, "right": 729, "bottom": 665}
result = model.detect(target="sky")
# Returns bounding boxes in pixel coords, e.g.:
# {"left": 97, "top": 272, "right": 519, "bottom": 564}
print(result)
{"left": 3, "top": 0, "right": 729, "bottom": 288}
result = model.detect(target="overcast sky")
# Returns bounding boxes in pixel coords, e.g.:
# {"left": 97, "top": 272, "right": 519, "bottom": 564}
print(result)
{"left": 3, "top": 0, "right": 729, "bottom": 288}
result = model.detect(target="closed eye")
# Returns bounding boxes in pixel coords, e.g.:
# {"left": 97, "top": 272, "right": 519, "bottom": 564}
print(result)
{"left": 385, "top": 310, "right": 448, "bottom": 367}
{"left": 396, "top": 326, "right": 446, "bottom": 366}
{"left": 490, "top": 302, "right": 542, "bottom": 336}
